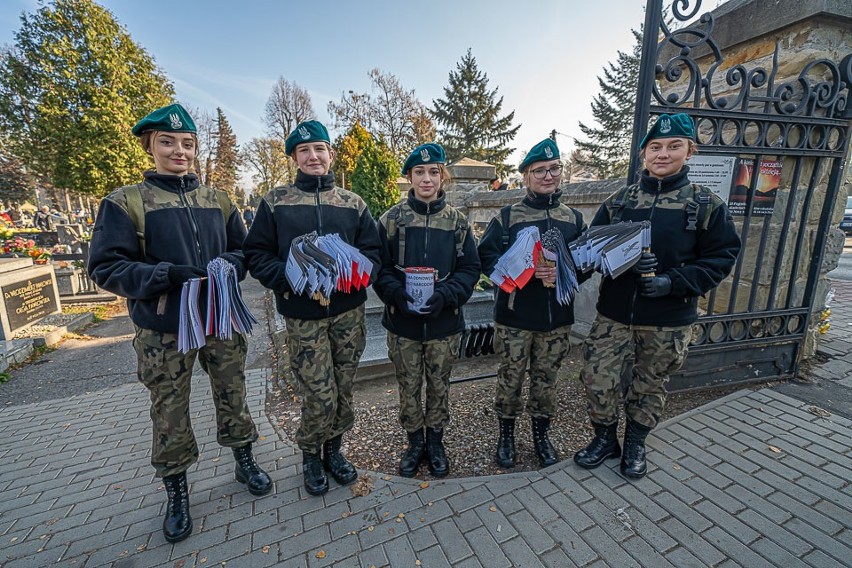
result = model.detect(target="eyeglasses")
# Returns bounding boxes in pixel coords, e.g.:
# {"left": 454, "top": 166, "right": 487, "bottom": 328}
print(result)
{"left": 529, "top": 164, "right": 563, "bottom": 180}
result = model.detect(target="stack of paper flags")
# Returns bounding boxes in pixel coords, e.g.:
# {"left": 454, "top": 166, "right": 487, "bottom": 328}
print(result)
{"left": 178, "top": 257, "right": 259, "bottom": 353}
{"left": 541, "top": 228, "right": 580, "bottom": 306}
{"left": 285, "top": 232, "right": 373, "bottom": 306}
{"left": 568, "top": 221, "right": 652, "bottom": 278}
{"left": 489, "top": 226, "right": 541, "bottom": 294}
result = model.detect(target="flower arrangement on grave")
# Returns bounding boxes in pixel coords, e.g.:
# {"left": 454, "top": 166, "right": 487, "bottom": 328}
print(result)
{"left": 2, "top": 236, "right": 51, "bottom": 264}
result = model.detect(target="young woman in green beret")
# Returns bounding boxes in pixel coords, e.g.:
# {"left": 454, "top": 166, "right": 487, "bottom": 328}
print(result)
{"left": 575, "top": 113, "right": 741, "bottom": 479}
{"left": 243, "top": 120, "right": 383, "bottom": 496}
{"left": 478, "top": 138, "right": 589, "bottom": 470}
{"left": 374, "top": 143, "right": 480, "bottom": 478}
{"left": 88, "top": 104, "right": 271, "bottom": 543}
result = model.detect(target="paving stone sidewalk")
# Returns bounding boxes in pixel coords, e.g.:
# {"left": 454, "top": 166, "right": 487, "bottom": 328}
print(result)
{"left": 1, "top": 284, "right": 851, "bottom": 567}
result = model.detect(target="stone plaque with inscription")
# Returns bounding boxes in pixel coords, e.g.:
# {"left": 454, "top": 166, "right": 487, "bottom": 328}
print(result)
{"left": 0, "top": 260, "right": 61, "bottom": 340}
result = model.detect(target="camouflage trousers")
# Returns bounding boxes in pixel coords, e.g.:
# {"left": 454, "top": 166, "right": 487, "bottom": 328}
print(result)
{"left": 493, "top": 323, "right": 572, "bottom": 419}
{"left": 580, "top": 314, "right": 690, "bottom": 429}
{"left": 132, "top": 326, "right": 258, "bottom": 478}
{"left": 387, "top": 332, "right": 460, "bottom": 432}
{"left": 285, "top": 306, "right": 366, "bottom": 452}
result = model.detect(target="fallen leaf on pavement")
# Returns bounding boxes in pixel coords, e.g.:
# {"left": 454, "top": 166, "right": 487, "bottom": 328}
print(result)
{"left": 350, "top": 475, "right": 374, "bottom": 497}
{"left": 807, "top": 405, "right": 831, "bottom": 418}
{"left": 316, "top": 550, "right": 326, "bottom": 559}
{"left": 768, "top": 445, "right": 782, "bottom": 453}
{"left": 419, "top": 482, "right": 429, "bottom": 489}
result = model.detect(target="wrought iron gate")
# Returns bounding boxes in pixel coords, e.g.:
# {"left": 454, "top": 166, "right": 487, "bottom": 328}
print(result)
{"left": 630, "top": 0, "right": 852, "bottom": 389}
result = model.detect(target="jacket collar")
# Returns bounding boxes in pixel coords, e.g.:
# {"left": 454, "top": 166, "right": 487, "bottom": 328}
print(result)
{"left": 523, "top": 188, "right": 562, "bottom": 210}
{"left": 639, "top": 167, "right": 691, "bottom": 194}
{"left": 143, "top": 171, "right": 200, "bottom": 193}
{"left": 406, "top": 188, "right": 446, "bottom": 215}
{"left": 294, "top": 170, "right": 335, "bottom": 192}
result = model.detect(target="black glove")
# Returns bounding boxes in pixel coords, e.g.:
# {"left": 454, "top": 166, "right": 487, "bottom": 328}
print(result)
{"left": 218, "top": 252, "right": 246, "bottom": 280}
{"left": 393, "top": 289, "right": 418, "bottom": 316}
{"left": 632, "top": 252, "right": 658, "bottom": 275}
{"left": 167, "top": 265, "right": 206, "bottom": 286}
{"left": 638, "top": 274, "right": 672, "bottom": 298}
{"left": 422, "top": 292, "right": 445, "bottom": 318}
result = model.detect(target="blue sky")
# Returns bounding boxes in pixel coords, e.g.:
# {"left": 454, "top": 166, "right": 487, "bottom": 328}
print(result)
{"left": 1, "top": 0, "right": 651, "bottom": 176}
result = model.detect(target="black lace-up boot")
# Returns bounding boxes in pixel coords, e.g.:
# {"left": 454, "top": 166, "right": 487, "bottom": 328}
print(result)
{"left": 302, "top": 451, "right": 329, "bottom": 496}
{"left": 399, "top": 428, "right": 425, "bottom": 478}
{"left": 495, "top": 418, "right": 516, "bottom": 468}
{"left": 323, "top": 435, "right": 358, "bottom": 485}
{"left": 233, "top": 444, "right": 273, "bottom": 496}
{"left": 425, "top": 427, "right": 449, "bottom": 477}
{"left": 162, "top": 473, "right": 192, "bottom": 543}
{"left": 574, "top": 421, "right": 621, "bottom": 469}
{"left": 621, "top": 418, "right": 652, "bottom": 479}
{"left": 531, "top": 417, "right": 559, "bottom": 467}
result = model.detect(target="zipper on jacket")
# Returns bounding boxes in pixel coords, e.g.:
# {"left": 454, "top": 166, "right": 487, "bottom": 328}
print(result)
{"left": 422, "top": 202, "right": 432, "bottom": 339}
{"left": 628, "top": 179, "right": 662, "bottom": 325}
{"left": 177, "top": 176, "right": 204, "bottom": 265}
{"left": 314, "top": 177, "right": 324, "bottom": 235}
{"left": 545, "top": 198, "right": 553, "bottom": 330}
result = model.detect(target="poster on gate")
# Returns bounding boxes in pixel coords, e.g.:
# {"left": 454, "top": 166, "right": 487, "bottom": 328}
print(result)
{"left": 726, "top": 157, "right": 782, "bottom": 216}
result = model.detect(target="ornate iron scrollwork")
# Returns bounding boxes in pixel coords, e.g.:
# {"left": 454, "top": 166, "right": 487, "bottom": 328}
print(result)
{"left": 654, "top": 1, "right": 849, "bottom": 122}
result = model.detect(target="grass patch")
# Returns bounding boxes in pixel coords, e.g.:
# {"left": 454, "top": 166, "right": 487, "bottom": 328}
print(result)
{"left": 0, "top": 372, "right": 11, "bottom": 384}
{"left": 62, "top": 304, "right": 109, "bottom": 323}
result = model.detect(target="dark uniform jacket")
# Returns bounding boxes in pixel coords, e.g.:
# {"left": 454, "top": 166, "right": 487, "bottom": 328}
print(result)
{"left": 243, "top": 170, "right": 382, "bottom": 321}
{"left": 478, "top": 189, "right": 587, "bottom": 332}
{"left": 374, "top": 189, "right": 481, "bottom": 341}
{"left": 88, "top": 171, "right": 247, "bottom": 333}
{"left": 592, "top": 167, "right": 741, "bottom": 327}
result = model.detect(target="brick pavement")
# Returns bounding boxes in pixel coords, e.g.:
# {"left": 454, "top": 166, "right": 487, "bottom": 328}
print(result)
{"left": 1, "top": 284, "right": 850, "bottom": 567}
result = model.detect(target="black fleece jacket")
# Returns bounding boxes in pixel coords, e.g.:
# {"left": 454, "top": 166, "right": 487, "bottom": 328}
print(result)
{"left": 243, "top": 170, "right": 382, "bottom": 320}
{"left": 374, "top": 189, "right": 481, "bottom": 341}
{"left": 87, "top": 171, "right": 247, "bottom": 333}
{"left": 592, "top": 167, "right": 741, "bottom": 327}
{"left": 478, "top": 189, "right": 588, "bottom": 332}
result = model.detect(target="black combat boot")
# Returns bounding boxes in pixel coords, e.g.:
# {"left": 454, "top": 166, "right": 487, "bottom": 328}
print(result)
{"left": 425, "top": 427, "right": 449, "bottom": 478}
{"left": 162, "top": 473, "right": 192, "bottom": 543}
{"left": 302, "top": 451, "right": 329, "bottom": 496}
{"left": 531, "top": 416, "right": 559, "bottom": 467}
{"left": 233, "top": 443, "right": 273, "bottom": 496}
{"left": 323, "top": 434, "right": 358, "bottom": 486}
{"left": 574, "top": 421, "right": 621, "bottom": 469}
{"left": 621, "top": 418, "right": 652, "bottom": 479}
{"left": 495, "top": 418, "right": 516, "bottom": 468}
{"left": 398, "top": 428, "right": 425, "bottom": 478}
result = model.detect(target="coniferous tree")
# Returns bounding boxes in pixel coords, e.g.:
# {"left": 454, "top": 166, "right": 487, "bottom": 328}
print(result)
{"left": 431, "top": 49, "right": 520, "bottom": 173}
{"left": 208, "top": 107, "right": 242, "bottom": 204}
{"left": 574, "top": 29, "right": 642, "bottom": 180}
{"left": 0, "top": 0, "right": 174, "bottom": 198}
{"left": 350, "top": 135, "right": 399, "bottom": 219}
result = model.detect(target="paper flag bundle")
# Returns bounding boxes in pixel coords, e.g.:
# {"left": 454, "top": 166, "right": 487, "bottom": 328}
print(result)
{"left": 178, "top": 257, "right": 259, "bottom": 353}
{"left": 489, "top": 226, "right": 542, "bottom": 294}
{"left": 540, "top": 228, "right": 580, "bottom": 306}
{"left": 568, "top": 221, "right": 652, "bottom": 279}
{"left": 285, "top": 232, "right": 373, "bottom": 306}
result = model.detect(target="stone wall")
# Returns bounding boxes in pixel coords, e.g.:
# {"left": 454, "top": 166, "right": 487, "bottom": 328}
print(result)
{"left": 661, "top": 0, "right": 851, "bottom": 356}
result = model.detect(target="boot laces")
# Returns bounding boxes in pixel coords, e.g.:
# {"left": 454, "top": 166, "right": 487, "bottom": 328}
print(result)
{"left": 236, "top": 448, "right": 260, "bottom": 474}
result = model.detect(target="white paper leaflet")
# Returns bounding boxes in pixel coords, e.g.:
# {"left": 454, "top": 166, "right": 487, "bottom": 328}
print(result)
{"left": 177, "top": 257, "right": 258, "bottom": 353}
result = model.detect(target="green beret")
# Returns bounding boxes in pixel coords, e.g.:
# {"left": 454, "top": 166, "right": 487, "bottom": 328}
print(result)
{"left": 519, "top": 138, "right": 560, "bottom": 173}
{"left": 285, "top": 120, "right": 331, "bottom": 155}
{"left": 402, "top": 143, "right": 446, "bottom": 174}
{"left": 640, "top": 113, "right": 695, "bottom": 148}
{"left": 131, "top": 103, "right": 196, "bottom": 136}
